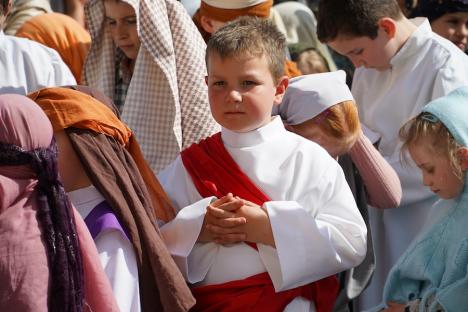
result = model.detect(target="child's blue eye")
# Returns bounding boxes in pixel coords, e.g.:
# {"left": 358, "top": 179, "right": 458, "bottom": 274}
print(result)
{"left": 242, "top": 81, "right": 257, "bottom": 86}
{"left": 213, "top": 81, "right": 225, "bottom": 86}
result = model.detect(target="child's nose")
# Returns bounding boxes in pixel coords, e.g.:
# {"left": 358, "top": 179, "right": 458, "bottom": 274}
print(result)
{"left": 456, "top": 23, "right": 468, "bottom": 39}
{"left": 115, "top": 24, "right": 127, "bottom": 38}
{"left": 227, "top": 89, "right": 242, "bottom": 102}
{"left": 350, "top": 57, "right": 364, "bottom": 68}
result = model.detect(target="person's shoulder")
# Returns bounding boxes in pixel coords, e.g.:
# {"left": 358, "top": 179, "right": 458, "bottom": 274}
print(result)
{"left": 4, "top": 35, "right": 61, "bottom": 59}
{"left": 425, "top": 33, "right": 468, "bottom": 64}
{"left": 285, "top": 131, "right": 337, "bottom": 166}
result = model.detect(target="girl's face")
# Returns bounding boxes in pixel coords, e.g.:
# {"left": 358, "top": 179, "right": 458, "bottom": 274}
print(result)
{"left": 409, "top": 138, "right": 465, "bottom": 200}
{"left": 289, "top": 119, "right": 348, "bottom": 158}
{"left": 431, "top": 12, "right": 468, "bottom": 52}
{"left": 104, "top": 0, "right": 141, "bottom": 60}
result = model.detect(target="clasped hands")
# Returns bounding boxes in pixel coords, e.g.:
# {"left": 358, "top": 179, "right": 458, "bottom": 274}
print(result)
{"left": 198, "top": 193, "right": 275, "bottom": 247}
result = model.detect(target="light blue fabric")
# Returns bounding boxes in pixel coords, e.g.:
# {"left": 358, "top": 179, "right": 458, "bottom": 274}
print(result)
{"left": 378, "top": 86, "right": 468, "bottom": 312}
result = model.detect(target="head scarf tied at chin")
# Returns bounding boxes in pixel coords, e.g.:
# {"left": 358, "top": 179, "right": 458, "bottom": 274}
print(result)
{"left": 28, "top": 86, "right": 195, "bottom": 312}
{"left": 0, "top": 94, "right": 83, "bottom": 312}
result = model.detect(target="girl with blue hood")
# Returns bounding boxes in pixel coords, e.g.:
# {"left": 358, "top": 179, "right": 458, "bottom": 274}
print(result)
{"left": 375, "top": 86, "right": 468, "bottom": 311}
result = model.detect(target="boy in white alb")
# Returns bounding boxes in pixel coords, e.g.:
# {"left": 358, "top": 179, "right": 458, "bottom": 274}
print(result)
{"left": 159, "top": 16, "right": 367, "bottom": 312}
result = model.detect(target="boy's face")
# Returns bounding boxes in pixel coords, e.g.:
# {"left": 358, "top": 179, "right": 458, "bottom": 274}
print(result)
{"left": 431, "top": 12, "right": 468, "bottom": 53}
{"left": 104, "top": 0, "right": 140, "bottom": 60}
{"left": 409, "top": 138, "right": 464, "bottom": 200}
{"left": 328, "top": 28, "right": 396, "bottom": 71}
{"left": 206, "top": 52, "right": 288, "bottom": 133}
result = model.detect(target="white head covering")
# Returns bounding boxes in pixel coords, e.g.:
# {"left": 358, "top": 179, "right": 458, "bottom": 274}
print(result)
{"left": 273, "top": 70, "right": 354, "bottom": 125}
{"left": 202, "top": 0, "right": 267, "bottom": 9}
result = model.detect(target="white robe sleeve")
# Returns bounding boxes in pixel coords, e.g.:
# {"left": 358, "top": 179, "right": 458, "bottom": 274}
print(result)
{"left": 48, "top": 51, "right": 77, "bottom": 87}
{"left": 258, "top": 162, "right": 367, "bottom": 291}
{"left": 95, "top": 230, "right": 141, "bottom": 312}
{"left": 158, "top": 156, "right": 219, "bottom": 284}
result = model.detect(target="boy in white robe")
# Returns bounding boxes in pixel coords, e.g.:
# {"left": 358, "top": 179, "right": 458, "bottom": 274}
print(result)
{"left": 316, "top": 0, "right": 468, "bottom": 309}
{"left": 0, "top": 0, "right": 76, "bottom": 95}
{"left": 159, "top": 16, "right": 367, "bottom": 312}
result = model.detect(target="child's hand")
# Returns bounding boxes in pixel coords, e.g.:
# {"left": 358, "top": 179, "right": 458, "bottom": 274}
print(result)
{"left": 208, "top": 198, "right": 275, "bottom": 247}
{"left": 198, "top": 194, "right": 246, "bottom": 243}
{"left": 381, "top": 302, "right": 406, "bottom": 312}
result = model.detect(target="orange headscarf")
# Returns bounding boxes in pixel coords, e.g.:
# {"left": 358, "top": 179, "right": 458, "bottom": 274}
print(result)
{"left": 197, "top": 0, "right": 273, "bottom": 22}
{"left": 28, "top": 87, "right": 175, "bottom": 222}
{"left": 16, "top": 13, "right": 91, "bottom": 83}
{"left": 193, "top": 0, "right": 273, "bottom": 41}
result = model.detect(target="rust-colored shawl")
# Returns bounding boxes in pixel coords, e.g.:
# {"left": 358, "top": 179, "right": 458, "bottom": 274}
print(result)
{"left": 15, "top": 13, "right": 91, "bottom": 84}
{"left": 29, "top": 87, "right": 195, "bottom": 312}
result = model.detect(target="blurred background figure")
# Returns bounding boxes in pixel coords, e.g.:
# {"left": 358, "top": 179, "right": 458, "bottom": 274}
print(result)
{"left": 3, "top": 0, "right": 51, "bottom": 35}
{"left": 273, "top": 1, "right": 336, "bottom": 72}
{"left": 411, "top": 0, "right": 468, "bottom": 53}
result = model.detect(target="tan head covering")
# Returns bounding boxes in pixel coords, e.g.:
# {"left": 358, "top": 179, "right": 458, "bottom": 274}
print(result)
{"left": 16, "top": 13, "right": 91, "bottom": 83}
{"left": 83, "top": 0, "right": 219, "bottom": 172}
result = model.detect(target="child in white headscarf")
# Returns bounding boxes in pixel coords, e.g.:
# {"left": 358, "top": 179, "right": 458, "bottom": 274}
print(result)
{"left": 273, "top": 70, "right": 402, "bottom": 311}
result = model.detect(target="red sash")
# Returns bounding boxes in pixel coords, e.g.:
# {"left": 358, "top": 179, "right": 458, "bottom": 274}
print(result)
{"left": 180, "top": 132, "right": 339, "bottom": 312}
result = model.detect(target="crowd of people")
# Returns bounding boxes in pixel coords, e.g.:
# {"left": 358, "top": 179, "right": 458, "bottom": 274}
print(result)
{"left": 1, "top": 0, "right": 467, "bottom": 311}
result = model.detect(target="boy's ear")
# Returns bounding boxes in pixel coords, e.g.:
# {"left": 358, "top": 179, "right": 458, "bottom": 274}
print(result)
{"left": 205, "top": 75, "right": 208, "bottom": 86}
{"left": 200, "top": 16, "right": 217, "bottom": 34}
{"left": 458, "top": 147, "right": 468, "bottom": 171}
{"left": 378, "top": 17, "right": 397, "bottom": 38}
{"left": 273, "top": 75, "right": 289, "bottom": 105}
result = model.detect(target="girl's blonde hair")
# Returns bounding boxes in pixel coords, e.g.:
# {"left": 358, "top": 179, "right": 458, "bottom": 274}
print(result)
{"left": 399, "top": 112, "right": 464, "bottom": 179}
{"left": 315, "top": 100, "right": 361, "bottom": 152}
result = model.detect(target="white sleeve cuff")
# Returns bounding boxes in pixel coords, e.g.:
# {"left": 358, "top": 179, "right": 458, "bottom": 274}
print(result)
{"left": 160, "top": 196, "right": 218, "bottom": 283}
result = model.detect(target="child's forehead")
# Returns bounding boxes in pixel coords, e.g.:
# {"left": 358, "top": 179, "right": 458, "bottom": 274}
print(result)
{"left": 207, "top": 51, "right": 268, "bottom": 66}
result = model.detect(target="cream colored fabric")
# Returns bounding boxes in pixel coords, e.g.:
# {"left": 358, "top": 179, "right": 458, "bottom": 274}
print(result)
{"left": 83, "top": 0, "right": 219, "bottom": 172}
{"left": 4, "top": 0, "right": 52, "bottom": 35}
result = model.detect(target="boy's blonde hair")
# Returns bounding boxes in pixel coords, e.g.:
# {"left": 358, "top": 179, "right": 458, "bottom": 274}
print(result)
{"left": 206, "top": 16, "right": 286, "bottom": 82}
{"left": 399, "top": 112, "right": 464, "bottom": 179}
{"left": 316, "top": 100, "right": 361, "bottom": 152}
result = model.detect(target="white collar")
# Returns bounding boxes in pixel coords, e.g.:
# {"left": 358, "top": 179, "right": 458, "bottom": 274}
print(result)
{"left": 221, "top": 116, "right": 286, "bottom": 148}
{"left": 390, "top": 18, "right": 432, "bottom": 69}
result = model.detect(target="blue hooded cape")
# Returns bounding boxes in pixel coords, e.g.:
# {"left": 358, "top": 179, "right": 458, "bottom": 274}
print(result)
{"left": 376, "top": 86, "right": 468, "bottom": 311}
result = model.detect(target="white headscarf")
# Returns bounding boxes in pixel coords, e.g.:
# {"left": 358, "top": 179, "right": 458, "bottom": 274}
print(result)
{"left": 273, "top": 70, "right": 353, "bottom": 125}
